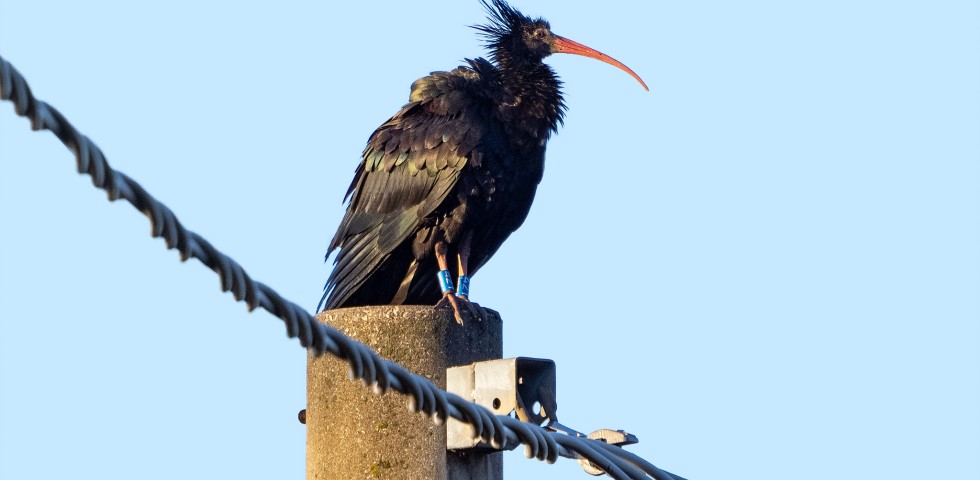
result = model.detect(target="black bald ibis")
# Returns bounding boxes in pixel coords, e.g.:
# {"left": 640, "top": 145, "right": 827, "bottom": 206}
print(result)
{"left": 319, "top": 0, "right": 647, "bottom": 323}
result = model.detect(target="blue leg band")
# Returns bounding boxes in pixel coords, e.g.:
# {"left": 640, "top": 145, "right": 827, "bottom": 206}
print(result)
{"left": 456, "top": 275, "right": 470, "bottom": 297}
{"left": 437, "top": 270, "right": 454, "bottom": 294}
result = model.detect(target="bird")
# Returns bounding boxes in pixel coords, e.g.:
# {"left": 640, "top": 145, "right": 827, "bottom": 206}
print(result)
{"left": 319, "top": 0, "right": 647, "bottom": 323}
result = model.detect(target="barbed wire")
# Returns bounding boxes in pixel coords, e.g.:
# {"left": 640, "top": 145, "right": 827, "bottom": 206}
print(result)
{"left": 0, "top": 54, "right": 684, "bottom": 480}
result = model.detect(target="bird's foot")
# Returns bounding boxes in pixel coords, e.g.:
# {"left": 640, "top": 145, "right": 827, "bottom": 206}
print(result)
{"left": 435, "top": 293, "right": 488, "bottom": 325}
{"left": 458, "top": 295, "right": 490, "bottom": 323}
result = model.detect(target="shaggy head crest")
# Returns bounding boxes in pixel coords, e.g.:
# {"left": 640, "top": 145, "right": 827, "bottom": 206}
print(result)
{"left": 472, "top": 0, "right": 553, "bottom": 61}
{"left": 472, "top": 0, "right": 528, "bottom": 43}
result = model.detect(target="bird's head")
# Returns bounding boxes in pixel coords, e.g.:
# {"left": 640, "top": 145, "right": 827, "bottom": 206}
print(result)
{"left": 473, "top": 0, "right": 648, "bottom": 91}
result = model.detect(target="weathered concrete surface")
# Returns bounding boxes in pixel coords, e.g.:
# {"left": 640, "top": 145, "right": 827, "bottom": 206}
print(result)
{"left": 306, "top": 305, "right": 502, "bottom": 480}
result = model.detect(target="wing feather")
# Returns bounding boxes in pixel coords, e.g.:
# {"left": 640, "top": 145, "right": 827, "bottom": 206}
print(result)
{"left": 320, "top": 67, "right": 491, "bottom": 310}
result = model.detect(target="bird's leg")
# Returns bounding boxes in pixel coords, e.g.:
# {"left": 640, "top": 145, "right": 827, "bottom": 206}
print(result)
{"left": 433, "top": 241, "right": 465, "bottom": 325}
{"left": 456, "top": 231, "right": 473, "bottom": 300}
{"left": 455, "top": 232, "right": 488, "bottom": 321}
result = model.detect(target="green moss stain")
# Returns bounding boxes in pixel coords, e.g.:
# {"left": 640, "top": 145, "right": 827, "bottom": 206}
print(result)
{"left": 369, "top": 458, "right": 392, "bottom": 477}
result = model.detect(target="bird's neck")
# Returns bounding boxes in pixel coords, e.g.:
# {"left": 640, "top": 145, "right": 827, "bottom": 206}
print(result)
{"left": 493, "top": 53, "right": 565, "bottom": 145}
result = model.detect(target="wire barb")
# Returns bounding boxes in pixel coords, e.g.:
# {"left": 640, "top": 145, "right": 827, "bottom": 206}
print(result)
{"left": 0, "top": 54, "right": 684, "bottom": 480}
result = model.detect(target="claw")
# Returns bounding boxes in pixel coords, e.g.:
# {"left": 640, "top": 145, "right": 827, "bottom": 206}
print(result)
{"left": 462, "top": 297, "right": 488, "bottom": 322}
{"left": 435, "top": 292, "right": 490, "bottom": 325}
{"left": 436, "top": 291, "right": 466, "bottom": 325}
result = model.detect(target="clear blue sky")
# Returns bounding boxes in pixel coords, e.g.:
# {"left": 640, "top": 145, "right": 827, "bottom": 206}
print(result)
{"left": 1, "top": 1, "right": 977, "bottom": 479}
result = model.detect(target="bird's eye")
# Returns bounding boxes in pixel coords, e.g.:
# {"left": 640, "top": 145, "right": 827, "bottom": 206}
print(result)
{"left": 534, "top": 29, "right": 546, "bottom": 39}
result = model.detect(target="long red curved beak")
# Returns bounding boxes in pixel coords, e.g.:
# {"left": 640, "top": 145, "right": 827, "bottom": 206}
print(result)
{"left": 553, "top": 35, "right": 649, "bottom": 91}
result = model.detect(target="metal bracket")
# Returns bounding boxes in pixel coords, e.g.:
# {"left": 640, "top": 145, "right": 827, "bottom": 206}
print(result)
{"left": 577, "top": 429, "right": 640, "bottom": 476}
{"left": 447, "top": 357, "right": 641, "bottom": 477}
{"left": 447, "top": 357, "right": 557, "bottom": 450}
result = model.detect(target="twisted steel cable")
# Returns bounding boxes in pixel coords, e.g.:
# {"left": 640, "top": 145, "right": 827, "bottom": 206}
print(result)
{"left": 0, "top": 54, "right": 683, "bottom": 480}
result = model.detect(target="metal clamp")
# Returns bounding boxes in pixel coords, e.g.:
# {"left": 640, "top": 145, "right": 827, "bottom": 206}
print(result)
{"left": 447, "top": 357, "right": 557, "bottom": 450}
{"left": 576, "top": 429, "right": 640, "bottom": 476}
{"left": 447, "top": 357, "right": 640, "bottom": 478}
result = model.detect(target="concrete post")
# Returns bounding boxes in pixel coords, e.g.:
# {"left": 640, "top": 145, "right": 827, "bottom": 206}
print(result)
{"left": 306, "top": 305, "right": 502, "bottom": 480}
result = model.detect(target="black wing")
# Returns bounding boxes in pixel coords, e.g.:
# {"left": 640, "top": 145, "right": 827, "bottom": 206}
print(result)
{"left": 320, "top": 66, "right": 494, "bottom": 310}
